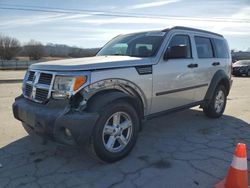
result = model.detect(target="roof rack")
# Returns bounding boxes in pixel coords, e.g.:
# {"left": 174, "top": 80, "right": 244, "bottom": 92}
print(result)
{"left": 162, "top": 26, "right": 223, "bottom": 37}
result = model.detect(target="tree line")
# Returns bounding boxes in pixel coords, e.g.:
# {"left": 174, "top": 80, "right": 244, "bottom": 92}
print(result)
{"left": 0, "top": 34, "right": 100, "bottom": 60}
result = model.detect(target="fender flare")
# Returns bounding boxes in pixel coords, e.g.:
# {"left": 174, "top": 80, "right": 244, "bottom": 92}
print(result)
{"left": 86, "top": 91, "right": 144, "bottom": 130}
{"left": 203, "top": 70, "right": 231, "bottom": 107}
{"left": 87, "top": 91, "right": 141, "bottom": 113}
{"left": 81, "top": 79, "right": 147, "bottom": 115}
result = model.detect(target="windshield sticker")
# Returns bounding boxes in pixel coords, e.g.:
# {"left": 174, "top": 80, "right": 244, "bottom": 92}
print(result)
{"left": 145, "top": 32, "right": 166, "bottom": 36}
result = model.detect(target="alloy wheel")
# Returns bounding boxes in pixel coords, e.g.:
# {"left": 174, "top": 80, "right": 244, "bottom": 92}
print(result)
{"left": 102, "top": 112, "right": 133, "bottom": 153}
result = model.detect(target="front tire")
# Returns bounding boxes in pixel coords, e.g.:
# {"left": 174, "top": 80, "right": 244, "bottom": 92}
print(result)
{"left": 203, "top": 85, "right": 227, "bottom": 118}
{"left": 88, "top": 101, "right": 139, "bottom": 163}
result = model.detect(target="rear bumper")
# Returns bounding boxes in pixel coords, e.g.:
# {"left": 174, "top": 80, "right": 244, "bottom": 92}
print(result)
{"left": 12, "top": 96, "right": 99, "bottom": 145}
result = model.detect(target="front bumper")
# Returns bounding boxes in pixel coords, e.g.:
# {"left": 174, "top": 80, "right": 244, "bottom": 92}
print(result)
{"left": 232, "top": 69, "right": 247, "bottom": 76}
{"left": 12, "top": 95, "right": 99, "bottom": 145}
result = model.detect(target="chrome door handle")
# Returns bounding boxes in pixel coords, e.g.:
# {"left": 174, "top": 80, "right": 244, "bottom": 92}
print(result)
{"left": 187, "top": 63, "right": 198, "bottom": 68}
{"left": 212, "top": 62, "right": 220, "bottom": 66}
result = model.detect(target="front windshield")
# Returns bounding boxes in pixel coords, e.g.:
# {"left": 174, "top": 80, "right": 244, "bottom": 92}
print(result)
{"left": 97, "top": 31, "right": 166, "bottom": 58}
{"left": 235, "top": 60, "right": 250, "bottom": 65}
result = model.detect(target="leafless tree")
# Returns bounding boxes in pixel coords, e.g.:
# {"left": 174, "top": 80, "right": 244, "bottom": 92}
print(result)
{"left": 0, "top": 34, "right": 21, "bottom": 60}
{"left": 24, "top": 40, "right": 45, "bottom": 60}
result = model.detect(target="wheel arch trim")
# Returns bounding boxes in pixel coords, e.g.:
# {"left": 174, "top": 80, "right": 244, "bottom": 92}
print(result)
{"left": 81, "top": 78, "right": 148, "bottom": 116}
{"left": 203, "top": 70, "right": 231, "bottom": 106}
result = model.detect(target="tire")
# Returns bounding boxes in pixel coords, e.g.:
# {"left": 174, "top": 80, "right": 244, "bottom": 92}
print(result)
{"left": 203, "top": 85, "right": 227, "bottom": 118}
{"left": 87, "top": 100, "right": 139, "bottom": 163}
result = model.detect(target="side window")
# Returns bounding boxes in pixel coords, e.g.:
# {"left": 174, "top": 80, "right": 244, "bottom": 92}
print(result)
{"left": 195, "top": 36, "right": 213, "bottom": 58}
{"left": 135, "top": 44, "right": 153, "bottom": 57}
{"left": 213, "top": 38, "right": 229, "bottom": 58}
{"left": 167, "top": 35, "right": 192, "bottom": 58}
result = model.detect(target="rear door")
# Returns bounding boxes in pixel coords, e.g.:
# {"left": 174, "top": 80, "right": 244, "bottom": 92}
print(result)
{"left": 212, "top": 38, "right": 231, "bottom": 76}
{"left": 192, "top": 36, "right": 215, "bottom": 101}
{"left": 192, "top": 36, "right": 231, "bottom": 102}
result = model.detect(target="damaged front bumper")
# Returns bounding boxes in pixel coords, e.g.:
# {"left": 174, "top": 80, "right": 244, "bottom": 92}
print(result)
{"left": 12, "top": 95, "right": 99, "bottom": 146}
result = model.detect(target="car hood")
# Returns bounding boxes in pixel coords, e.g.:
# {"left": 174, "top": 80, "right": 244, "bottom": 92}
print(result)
{"left": 233, "top": 64, "right": 249, "bottom": 68}
{"left": 30, "top": 56, "right": 153, "bottom": 71}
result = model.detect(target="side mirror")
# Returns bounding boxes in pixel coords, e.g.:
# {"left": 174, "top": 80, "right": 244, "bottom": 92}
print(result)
{"left": 164, "top": 45, "right": 188, "bottom": 60}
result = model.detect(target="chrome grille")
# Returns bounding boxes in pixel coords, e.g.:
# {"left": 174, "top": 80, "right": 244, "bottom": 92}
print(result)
{"left": 35, "top": 88, "right": 49, "bottom": 101}
{"left": 23, "top": 70, "right": 54, "bottom": 103}
{"left": 27, "top": 71, "right": 35, "bottom": 81}
{"left": 25, "top": 84, "right": 32, "bottom": 97}
{"left": 38, "top": 73, "right": 53, "bottom": 85}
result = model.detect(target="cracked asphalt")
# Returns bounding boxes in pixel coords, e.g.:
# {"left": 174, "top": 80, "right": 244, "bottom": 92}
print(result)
{"left": 0, "top": 76, "right": 250, "bottom": 188}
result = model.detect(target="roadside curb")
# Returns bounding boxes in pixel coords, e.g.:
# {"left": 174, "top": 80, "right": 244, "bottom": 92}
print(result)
{"left": 0, "top": 79, "right": 23, "bottom": 84}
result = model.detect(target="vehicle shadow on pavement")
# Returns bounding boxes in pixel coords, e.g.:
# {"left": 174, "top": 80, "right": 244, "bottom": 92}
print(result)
{"left": 1, "top": 109, "right": 250, "bottom": 188}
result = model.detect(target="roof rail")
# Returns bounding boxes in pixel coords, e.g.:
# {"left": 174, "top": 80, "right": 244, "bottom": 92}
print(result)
{"left": 162, "top": 26, "right": 223, "bottom": 37}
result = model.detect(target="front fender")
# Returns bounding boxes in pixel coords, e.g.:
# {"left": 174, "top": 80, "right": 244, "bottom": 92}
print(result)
{"left": 81, "top": 78, "right": 148, "bottom": 116}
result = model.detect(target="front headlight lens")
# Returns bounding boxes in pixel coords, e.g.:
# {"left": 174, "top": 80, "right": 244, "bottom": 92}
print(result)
{"left": 52, "top": 75, "right": 87, "bottom": 99}
{"left": 54, "top": 76, "right": 75, "bottom": 91}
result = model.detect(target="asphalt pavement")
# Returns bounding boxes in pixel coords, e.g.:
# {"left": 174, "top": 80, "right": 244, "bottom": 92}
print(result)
{"left": 0, "top": 75, "right": 250, "bottom": 188}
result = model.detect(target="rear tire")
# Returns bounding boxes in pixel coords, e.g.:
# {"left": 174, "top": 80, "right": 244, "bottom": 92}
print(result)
{"left": 203, "top": 85, "right": 227, "bottom": 118}
{"left": 87, "top": 100, "right": 139, "bottom": 163}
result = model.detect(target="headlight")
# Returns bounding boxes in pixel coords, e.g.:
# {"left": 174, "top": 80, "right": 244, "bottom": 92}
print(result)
{"left": 52, "top": 75, "right": 87, "bottom": 99}
{"left": 240, "top": 67, "right": 245, "bottom": 71}
{"left": 240, "top": 67, "right": 245, "bottom": 72}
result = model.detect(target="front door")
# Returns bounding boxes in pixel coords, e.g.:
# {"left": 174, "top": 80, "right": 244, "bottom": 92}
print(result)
{"left": 151, "top": 34, "right": 198, "bottom": 114}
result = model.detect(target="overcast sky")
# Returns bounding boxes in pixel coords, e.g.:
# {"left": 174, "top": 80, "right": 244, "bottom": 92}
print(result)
{"left": 0, "top": 0, "right": 250, "bottom": 51}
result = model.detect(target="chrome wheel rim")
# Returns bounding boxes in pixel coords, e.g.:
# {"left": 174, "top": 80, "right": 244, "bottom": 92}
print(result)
{"left": 214, "top": 90, "right": 225, "bottom": 113}
{"left": 102, "top": 112, "right": 133, "bottom": 153}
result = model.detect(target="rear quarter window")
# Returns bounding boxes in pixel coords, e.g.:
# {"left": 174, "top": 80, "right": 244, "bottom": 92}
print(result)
{"left": 213, "top": 38, "right": 230, "bottom": 58}
{"left": 195, "top": 36, "right": 214, "bottom": 58}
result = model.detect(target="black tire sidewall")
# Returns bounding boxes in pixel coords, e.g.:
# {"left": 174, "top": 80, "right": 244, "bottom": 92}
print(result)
{"left": 204, "top": 85, "right": 227, "bottom": 118}
{"left": 91, "top": 101, "right": 139, "bottom": 162}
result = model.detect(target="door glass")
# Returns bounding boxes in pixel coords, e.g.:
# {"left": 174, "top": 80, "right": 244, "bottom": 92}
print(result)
{"left": 167, "top": 35, "right": 192, "bottom": 58}
{"left": 195, "top": 36, "right": 213, "bottom": 58}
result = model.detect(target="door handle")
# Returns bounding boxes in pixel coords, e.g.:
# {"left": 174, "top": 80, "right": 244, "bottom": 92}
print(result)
{"left": 187, "top": 63, "right": 198, "bottom": 68}
{"left": 212, "top": 62, "right": 220, "bottom": 66}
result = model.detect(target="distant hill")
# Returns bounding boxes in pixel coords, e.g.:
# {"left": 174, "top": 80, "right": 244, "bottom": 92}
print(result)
{"left": 18, "top": 43, "right": 100, "bottom": 58}
{"left": 44, "top": 43, "right": 100, "bottom": 58}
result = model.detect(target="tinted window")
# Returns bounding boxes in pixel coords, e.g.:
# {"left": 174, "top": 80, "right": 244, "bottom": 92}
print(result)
{"left": 167, "top": 35, "right": 192, "bottom": 58}
{"left": 213, "top": 38, "right": 229, "bottom": 58}
{"left": 195, "top": 36, "right": 213, "bottom": 58}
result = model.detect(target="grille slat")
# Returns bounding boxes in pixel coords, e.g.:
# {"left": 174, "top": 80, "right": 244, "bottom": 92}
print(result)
{"left": 27, "top": 71, "right": 35, "bottom": 81}
{"left": 38, "top": 73, "right": 53, "bottom": 85}
{"left": 35, "top": 88, "right": 49, "bottom": 102}
{"left": 25, "top": 84, "right": 32, "bottom": 97}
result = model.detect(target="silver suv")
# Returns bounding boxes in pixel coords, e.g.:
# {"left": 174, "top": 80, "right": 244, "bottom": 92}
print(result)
{"left": 13, "top": 26, "right": 232, "bottom": 162}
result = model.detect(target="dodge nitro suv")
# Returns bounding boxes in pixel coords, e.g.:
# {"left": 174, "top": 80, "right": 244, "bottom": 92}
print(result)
{"left": 13, "top": 26, "right": 232, "bottom": 162}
